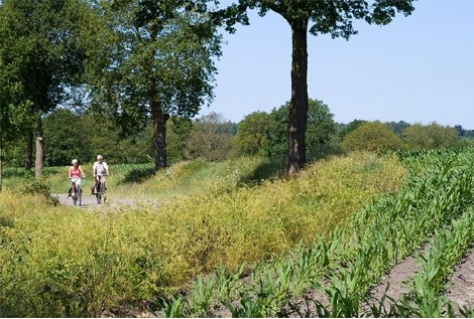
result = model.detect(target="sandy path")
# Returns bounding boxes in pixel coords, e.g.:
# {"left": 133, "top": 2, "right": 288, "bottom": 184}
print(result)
{"left": 52, "top": 192, "right": 135, "bottom": 210}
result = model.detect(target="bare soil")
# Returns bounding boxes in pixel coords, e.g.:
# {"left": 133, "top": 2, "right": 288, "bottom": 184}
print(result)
{"left": 446, "top": 248, "right": 474, "bottom": 316}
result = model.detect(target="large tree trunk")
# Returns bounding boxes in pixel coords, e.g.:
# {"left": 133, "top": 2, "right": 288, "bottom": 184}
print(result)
{"left": 25, "top": 130, "right": 33, "bottom": 170}
{"left": 150, "top": 98, "right": 169, "bottom": 171}
{"left": 35, "top": 116, "right": 44, "bottom": 177}
{"left": 0, "top": 128, "right": 3, "bottom": 192}
{"left": 287, "top": 18, "right": 309, "bottom": 176}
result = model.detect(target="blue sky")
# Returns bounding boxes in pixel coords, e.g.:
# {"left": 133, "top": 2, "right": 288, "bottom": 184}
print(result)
{"left": 197, "top": 0, "right": 474, "bottom": 129}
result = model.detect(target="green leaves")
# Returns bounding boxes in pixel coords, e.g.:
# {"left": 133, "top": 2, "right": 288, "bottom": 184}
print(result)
{"left": 82, "top": 0, "right": 223, "bottom": 169}
{"left": 236, "top": 99, "right": 337, "bottom": 160}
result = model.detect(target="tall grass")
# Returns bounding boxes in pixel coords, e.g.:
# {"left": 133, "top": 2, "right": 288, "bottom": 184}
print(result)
{"left": 0, "top": 152, "right": 405, "bottom": 317}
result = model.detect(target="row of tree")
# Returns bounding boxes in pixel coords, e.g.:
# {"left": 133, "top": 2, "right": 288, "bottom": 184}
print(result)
{"left": 2, "top": 99, "right": 469, "bottom": 169}
{"left": 1, "top": 0, "right": 417, "bottom": 182}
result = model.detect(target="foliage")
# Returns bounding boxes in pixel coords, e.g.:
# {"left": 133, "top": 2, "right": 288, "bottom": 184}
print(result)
{"left": 166, "top": 117, "right": 193, "bottom": 164}
{"left": 454, "top": 124, "right": 474, "bottom": 138}
{"left": 236, "top": 99, "right": 338, "bottom": 160}
{"left": 402, "top": 122, "right": 460, "bottom": 150}
{"left": 0, "top": 0, "right": 86, "bottom": 110}
{"left": 184, "top": 112, "right": 236, "bottom": 161}
{"left": 271, "top": 99, "right": 339, "bottom": 160}
{"left": 0, "top": 0, "right": 90, "bottom": 175}
{"left": 338, "top": 119, "right": 367, "bottom": 141}
{"left": 235, "top": 111, "right": 274, "bottom": 157}
{"left": 44, "top": 109, "right": 154, "bottom": 166}
{"left": 384, "top": 120, "right": 411, "bottom": 135}
{"left": 341, "top": 121, "right": 405, "bottom": 153}
{"left": 43, "top": 109, "right": 92, "bottom": 166}
{"left": 83, "top": 0, "right": 222, "bottom": 170}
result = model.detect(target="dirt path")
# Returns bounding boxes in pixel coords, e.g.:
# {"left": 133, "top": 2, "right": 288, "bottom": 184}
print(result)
{"left": 369, "top": 254, "right": 421, "bottom": 304}
{"left": 53, "top": 193, "right": 135, "bottom": 210}
{"left": 446, "top": 248, "right": 474, "bottom": 315}
{"left": 283, "top": 253, "right": 423, "bottom": 318}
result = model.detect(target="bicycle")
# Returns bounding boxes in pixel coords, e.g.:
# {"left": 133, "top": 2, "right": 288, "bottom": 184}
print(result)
{"left": 95, "top": 175, "right": 108, "bottom": 204}
{"left": 69, "top": 177, "right": 83, "bottom": 207}
{"left": 72, "top": 184, "right": 83, "bottom": 206}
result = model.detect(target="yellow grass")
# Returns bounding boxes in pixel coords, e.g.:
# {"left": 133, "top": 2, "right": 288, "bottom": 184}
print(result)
{"left": 0, "top": 152, "right": 406, "bottom": 316}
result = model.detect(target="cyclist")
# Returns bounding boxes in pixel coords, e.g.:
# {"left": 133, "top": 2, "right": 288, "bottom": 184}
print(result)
{"left": 92, "top": 155, "right": 109, "bottom": 195}
{"left": 68, "top": 159, "right": 86, "bottom": 196}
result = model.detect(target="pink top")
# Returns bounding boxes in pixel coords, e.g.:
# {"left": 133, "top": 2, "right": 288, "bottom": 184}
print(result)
{"left": 70, "top": 166, "right": 81, "bottom": 178}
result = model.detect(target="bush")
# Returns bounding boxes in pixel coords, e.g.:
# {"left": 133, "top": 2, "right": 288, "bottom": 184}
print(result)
{"left": 341, "top": 121, "right": 405, "bottom": 153}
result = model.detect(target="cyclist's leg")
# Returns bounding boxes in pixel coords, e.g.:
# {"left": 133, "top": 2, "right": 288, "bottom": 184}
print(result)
{"left": 72, "top": 181, "right": 76, "bottom": 195}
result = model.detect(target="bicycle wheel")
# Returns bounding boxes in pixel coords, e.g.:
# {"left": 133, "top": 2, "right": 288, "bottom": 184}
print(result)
{"left": 72, "top": 193, "right": 77, "bottom": 205}
{"left": 78, "top": 186, "right": 82, "bottom": 206}
{"left": 96, "top": 182, "right": 102, "bottom": 204}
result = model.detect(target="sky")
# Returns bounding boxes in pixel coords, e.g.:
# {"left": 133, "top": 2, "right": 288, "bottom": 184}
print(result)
{"left": 197, "top": 0, "right": 474, "bottom": 129}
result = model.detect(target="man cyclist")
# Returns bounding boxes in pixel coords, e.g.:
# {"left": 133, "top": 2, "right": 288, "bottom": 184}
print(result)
{"left": 92, "top": 155, "right": 109, "bottom": 195}
{"left": 68, "top": 159, "right": 85, "bottom": 196}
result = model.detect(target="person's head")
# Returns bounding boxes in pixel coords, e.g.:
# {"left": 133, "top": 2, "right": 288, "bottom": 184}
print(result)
{"left": 96, "top": 155, "right": 103, "bottom": 162}
{"left": 71, "top": 159, "right": 78, "bottom": 166}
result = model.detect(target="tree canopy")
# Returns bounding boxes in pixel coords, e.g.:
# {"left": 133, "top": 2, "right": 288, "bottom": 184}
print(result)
{"left": 83, "top": 0, "right": 222, "bottom": 170}
{"left": 236, "top": 98, "right": 337, "bottom": 160}
{"left": 403, "top": 122, "right": 460, "bottom": 150}
{"left": 341, "top": 121, "right": 405, "bottom": 153}
{"left": 0, "top": 0, "right": 89, "bottom": 176}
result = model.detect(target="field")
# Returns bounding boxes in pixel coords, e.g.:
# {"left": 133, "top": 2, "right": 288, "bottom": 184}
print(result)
{"left": 1, "top": 149, "right": 474, "bottom": 317}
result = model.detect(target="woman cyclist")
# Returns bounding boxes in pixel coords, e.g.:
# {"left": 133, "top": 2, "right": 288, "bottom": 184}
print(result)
{"left": 68, "top": 159, "right": 86, "bottom": 196}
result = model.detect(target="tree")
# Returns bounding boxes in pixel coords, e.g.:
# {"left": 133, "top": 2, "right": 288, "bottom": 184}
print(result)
{"left": 83, "top": 0, "right": 222, "bottom": 171}
{"left": 236, "top": 111, "right": 274, "bottom": 157}
{"left": 214, "top": 0, "right": 416, "bottom": 175}
{"left": 454, "top": 124, "right": 464, "bottom": 137}
{"left": 402, "top": 122, "right": 460, "bottom": 150}
{"left": 338, "top": 119, "right": 368, "bottom": 141}
{"left": 268, "top": 99, "right": 337, "bottom": 160}
{"left": 305, "top": 100, "right": 337, "bottom": 159}
{"left": 0, "top": 0, "right": 88, "bottom": 177}
{"left": 43, "top": 109, "right": 92, "bottom": 167}
{"left": 341, "top": 121, "right": 405, "bottom": 153}
{"left": 80, "top": 111, "right": 154, "bottom": 164}
{"left": 184, "top": 112, "right": 235, "bottom": 161}
{"left": 236, "top": 99, "right": 337, "bottom": 160}
{"left": 384, "top": 120, "right": 411, "bottom": 135}
{"left": 0, "top": 57, "right": 32, "bottom": 189}
{"left": 166, "top": 117, "right": 193, "bottom": 164}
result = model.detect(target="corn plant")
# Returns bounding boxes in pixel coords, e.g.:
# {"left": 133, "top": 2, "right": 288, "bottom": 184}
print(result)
{"left": 160, "top": 296, "right": 187, "bottom": 318}
{"left": 403, "top": 207, "right": 474, "bottom": 317}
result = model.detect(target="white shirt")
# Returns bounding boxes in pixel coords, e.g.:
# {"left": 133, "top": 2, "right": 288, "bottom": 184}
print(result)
{"left": 93, "top": 161, "right": 109, "bottom": 176}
